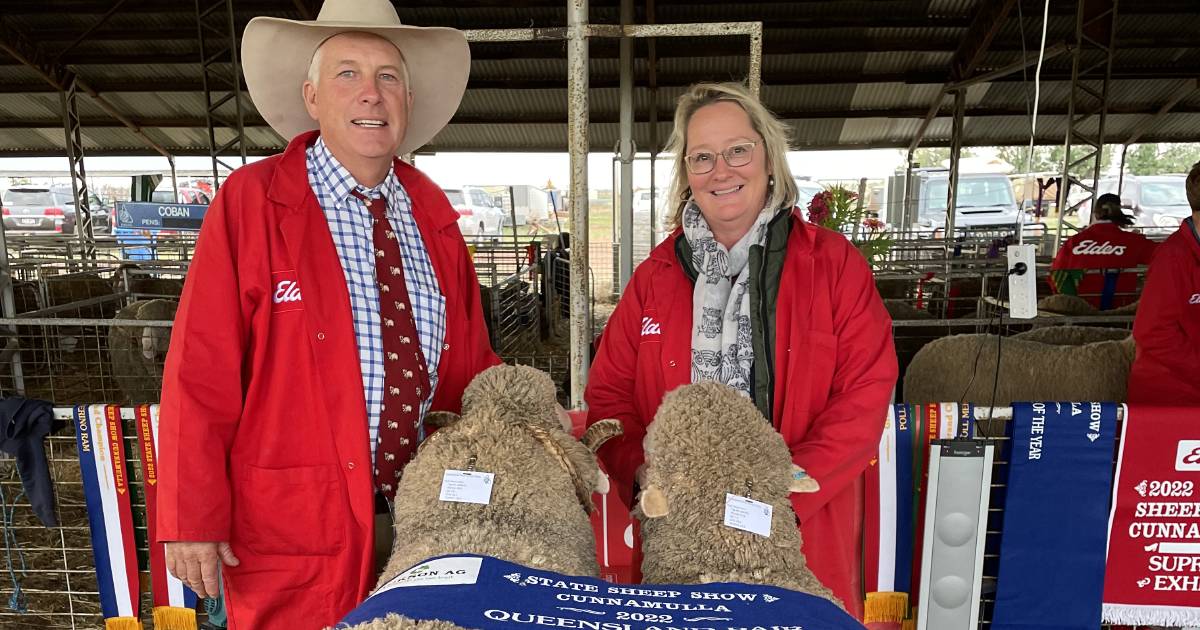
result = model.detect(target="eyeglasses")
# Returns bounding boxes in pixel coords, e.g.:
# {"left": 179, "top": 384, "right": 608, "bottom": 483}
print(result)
{"left": 684, "top": 141, "right": 758, "bottom": 175}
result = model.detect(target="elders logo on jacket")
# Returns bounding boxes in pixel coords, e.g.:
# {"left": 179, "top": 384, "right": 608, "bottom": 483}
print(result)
{"left": 270, "top": 270, "right": 303, "bottom": 312}
{"left": 640, "top": 314, "right": 662, "bottom": 338}
{"left": 1071, "top": 239, "right": 1127, "bottom": 256}
{"left": 273, "top": 281, "right": 301, "bottom": 303}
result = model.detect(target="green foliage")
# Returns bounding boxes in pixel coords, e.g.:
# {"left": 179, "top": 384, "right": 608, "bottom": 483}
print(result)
{"left": 911, "top": 147, "right": 951, "bottom": 169}
{"left": 995, "top": 144, "right": 1112, "bottom": 177}
{"left": 911, "top": 147, "right": 978, "bottom": 169}
{"left": 805, "top": 186, "right": 892, "bottom": 266}
{"left": 1124, "top": 143, "right": 1200, "bottom": 176}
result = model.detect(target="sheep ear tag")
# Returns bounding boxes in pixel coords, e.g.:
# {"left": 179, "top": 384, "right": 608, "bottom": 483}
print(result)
{"left": 639, "top": 485, "right": 669, "bottom": 518}
{"left": 595, "top": 471, "right": 611, "bottom": 495}
{"left": 789, "top": 465, "right": 820, "bottom": 494}
{"left": 723, "top": 494, "right": 773, "bottom": 538}
{"left": 438, "top": 470, "right": 494, "bottom": 505}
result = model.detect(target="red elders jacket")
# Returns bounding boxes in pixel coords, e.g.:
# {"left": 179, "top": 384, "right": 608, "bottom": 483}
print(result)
{"left": 1128, "top": 217, "right": 1200, "bottom": 405}
{"left": 1050, "top": 221, "right": 1157, "bottom": 308}
{"left": 156, "top": 131, "right": 500, "bottom": 630}
{"left": 586, "top": 210, "right": 897, "bottom": 618}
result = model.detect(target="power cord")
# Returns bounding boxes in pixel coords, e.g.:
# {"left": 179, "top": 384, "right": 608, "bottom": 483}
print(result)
{"left": 958, "top": 262, "right": 1027, "bottom": 438}
{"left": 1015, "top": 0, "right": 1054, "bottom": 246}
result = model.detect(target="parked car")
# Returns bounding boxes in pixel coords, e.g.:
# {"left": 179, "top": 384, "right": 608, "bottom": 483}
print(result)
{"left": 1, "top": 186, "right": 78, "bottom": 234}
{"left": 499, "top": 185, "right": 552, "bottom": 226}
{"left": 794, "top": 178, "right": 826, "bottom": 206}
{"left": 150, "top": 186, "right": 213, "bottom": 205}
{"left": 904, "top": 170, "right": 1021, "bottom": 232}
{"left": 1079, "top": 175, "right": 1190, "bottom": 234}
{"left": 632, "top": 189, "right": 671, "bottom": 235}
{"left": 444, "top": 187, "right": 504, "bottom": 237}
{"left": 55, "top": 187, "right": 112, "bottom": 234}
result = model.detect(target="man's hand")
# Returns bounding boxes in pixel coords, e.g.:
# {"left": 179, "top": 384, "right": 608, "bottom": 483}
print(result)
{"left": 164, "top": 541, "right": 240, "bottom": 599}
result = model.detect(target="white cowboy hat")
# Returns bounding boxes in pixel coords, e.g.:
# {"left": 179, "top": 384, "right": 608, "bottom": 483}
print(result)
{"left": 241, "top": 0, "right": 469, "bottom": 156}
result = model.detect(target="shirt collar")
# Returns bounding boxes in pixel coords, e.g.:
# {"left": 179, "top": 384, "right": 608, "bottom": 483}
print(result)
{"left": 311, "top": 137, "right": 400, "bottom": 210}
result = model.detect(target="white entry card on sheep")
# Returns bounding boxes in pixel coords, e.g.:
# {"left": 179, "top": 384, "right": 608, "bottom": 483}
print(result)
{"left": 438, "top": 471, "right": 495, "bottom": 505}
{"left": 723, "top": 494, "right": 773, "bottom": 537}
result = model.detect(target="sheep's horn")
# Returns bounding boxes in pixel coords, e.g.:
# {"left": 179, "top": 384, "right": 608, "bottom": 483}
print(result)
{"left": 424, "top": 411, "right": 462, "bottom": 429}
{"left": 581, "top": 419, "right": 623, "bottom": 452}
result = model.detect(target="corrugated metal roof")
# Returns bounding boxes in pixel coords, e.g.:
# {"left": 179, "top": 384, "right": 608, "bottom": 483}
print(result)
{"left": 0, "top": 0, "right": 1195, "bottom": 155}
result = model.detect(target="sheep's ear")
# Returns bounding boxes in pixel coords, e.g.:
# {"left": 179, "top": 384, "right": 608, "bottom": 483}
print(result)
{"left": 424, "top": 411, "right": 462, "bottom": 430}
{"left": 639, "top": 485, "right": 669, "bottom": 518}
{"left": 789, "top": 464, "right": 820, "bottom": 494}
{"left": 581, "top": 419, "right": 623, "bottom": 452}
{"left": 594, "top": 471, "right": 610, "bottom": 495}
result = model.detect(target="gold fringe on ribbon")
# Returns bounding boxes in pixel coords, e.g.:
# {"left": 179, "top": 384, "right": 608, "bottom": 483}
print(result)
{"left": 901, "top": 617, "right": 915, "bottom": 630}
{"left": 863, "top": 591, "right": 909, "bottom": 624}
{"left": 105, "top": 616, "right": 144, "bottom": 630}
{"left": 153, "top": 606, "right": 198, "bottom": 630}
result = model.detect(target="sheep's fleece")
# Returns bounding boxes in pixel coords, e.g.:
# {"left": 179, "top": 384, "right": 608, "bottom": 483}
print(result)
{"left": 636, "top": 382, "right": 840, "bottom": 607}
{"left": 903, "top": 333, "right": 1134, "bottom": 405}
{"left": 339, "top": 615, "right": 467, "bottom": 630}
{"left": 376, "top": 364, "right": 616, "bottom": 587}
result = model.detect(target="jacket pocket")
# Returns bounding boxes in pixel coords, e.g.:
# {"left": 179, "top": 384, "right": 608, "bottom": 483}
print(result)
{"left": 233, "top": 463, "right": 347, "bottom": 557}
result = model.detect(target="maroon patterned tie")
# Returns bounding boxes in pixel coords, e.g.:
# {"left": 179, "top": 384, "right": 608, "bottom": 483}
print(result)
{"left": 357, "top": 193, "right": 430, "bottom": 499}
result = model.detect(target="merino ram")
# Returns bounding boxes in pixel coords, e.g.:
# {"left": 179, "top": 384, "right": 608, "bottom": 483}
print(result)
{"left": 334, "top": 364, "right": 620, "bottom": 630}
{"left": 635, "top": 382, "right": 840, "bottom": 606}
{"left": 1037, "top": 293, "right": 1138, "bottom": 316}
{"left": 108, "top": 299, "right": 177, "bottom": 403}
{"left": 377, "top": 363, "right": 620, "bottom": 584}
{"left": 903, "top": 332, "right": 1134, "bottom": 406}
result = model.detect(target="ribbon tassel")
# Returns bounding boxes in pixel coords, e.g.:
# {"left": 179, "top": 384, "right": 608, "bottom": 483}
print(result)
{"left": 135, "top": 405, "right": 199, "bottom": 630}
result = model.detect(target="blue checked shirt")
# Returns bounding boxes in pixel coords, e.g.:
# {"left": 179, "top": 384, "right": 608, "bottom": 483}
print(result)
{"left": 307, "top": 138, "right": 446, "bottom": 459}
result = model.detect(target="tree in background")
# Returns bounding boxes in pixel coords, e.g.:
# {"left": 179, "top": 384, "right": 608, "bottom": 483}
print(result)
{"left": 995, "top": 144, "right": 1112, "bottom": 177}
{"left": 1123, "top": 143, "right": 1200, "bottom": 176}
{"left": 911, "top": 147, "right": 977, "bottom": 169}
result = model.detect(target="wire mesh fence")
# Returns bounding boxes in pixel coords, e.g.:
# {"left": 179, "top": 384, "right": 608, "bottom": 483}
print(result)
{"left": 0, "top": 233, "right": 1150, "bottom": 628}
{"left": 1, "top": 407, "right": 169, "bottom": 629}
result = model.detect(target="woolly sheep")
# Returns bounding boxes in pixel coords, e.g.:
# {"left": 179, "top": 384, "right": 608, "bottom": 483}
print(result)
{"left": 883, "top": 299, "right": 932, "bottom": 321}
{"left": 111, "top": 264, "right": 185, "bottom": 298}
{"left": 340, "top": 616, "right": 467, "bottom": 630}
{"left": 45, "top": 271, "right": 118, "bottom": 319}
{"left": 1011, "top": 325, "right": 1130, "bottom": 346}
{"left": 377, "top": 364, "right": 620, "bottom": 584}
{"left": 108, "top": 299, "right": 177, "bottom": 403}
{"left": 635, "top": 382, "right": 840, "bottom": 606}
{"left": 1037, "top": 293, "right": 1139, "bottom": 316}
{"left": 903, "top": 333, "right": 1134, "bottom": 406}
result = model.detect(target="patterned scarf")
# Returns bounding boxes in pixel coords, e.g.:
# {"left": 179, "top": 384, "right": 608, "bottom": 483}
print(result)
{"left": 682, "top": 201, "right": 775, "bottom": 397}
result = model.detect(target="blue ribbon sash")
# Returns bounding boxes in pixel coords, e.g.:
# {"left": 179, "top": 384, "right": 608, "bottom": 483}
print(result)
{"left": 339, "top": 555, "right": 862, "bottom": 629}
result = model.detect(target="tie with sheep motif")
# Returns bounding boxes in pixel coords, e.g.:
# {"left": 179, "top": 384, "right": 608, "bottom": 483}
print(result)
{"left": 355, "top": 192, "right": 429, "bottom": 500}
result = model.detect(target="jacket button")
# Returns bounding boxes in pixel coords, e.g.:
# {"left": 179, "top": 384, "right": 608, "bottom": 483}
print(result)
{"left": 667, "top": 360, "right": 676, "bottom": 367}
{"left": 317, "top": 332, "right": 326, "bottom": 340}
{"left": 346, "top": 461, "right": 355, "bottom": 470}
{"left": 443, "top": 343, "right": 450, "bottom": 351}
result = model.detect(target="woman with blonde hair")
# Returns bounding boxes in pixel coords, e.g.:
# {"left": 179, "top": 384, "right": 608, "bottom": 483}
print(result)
{"left": 586, "top": 82, "right": 897, "bottom": 619}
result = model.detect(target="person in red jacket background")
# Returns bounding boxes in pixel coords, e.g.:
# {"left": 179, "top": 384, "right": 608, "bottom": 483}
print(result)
{"left": 157, "top": 1, "right": 500, "bottom": 628}
{"left": 1128, "top": 162, "right": 1200, "bottom": 405}
{"left": 585, "top": 82, "right": 897, "bottom": 619}
{"left": 1050, "top": 193, "right": 1157, "bottom": 309}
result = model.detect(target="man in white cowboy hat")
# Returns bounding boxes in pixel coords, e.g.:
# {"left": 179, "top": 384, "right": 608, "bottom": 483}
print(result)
{"left": 154, "top": 0, "right": 501, "bottom": 627}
